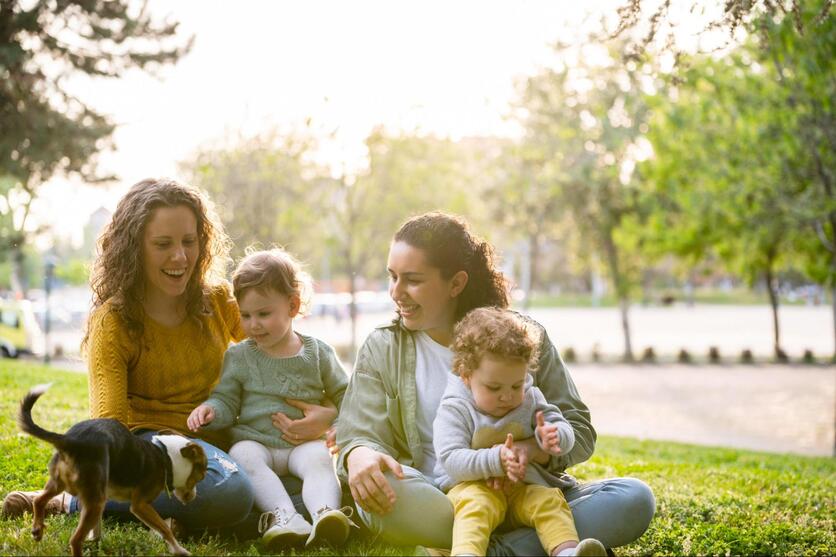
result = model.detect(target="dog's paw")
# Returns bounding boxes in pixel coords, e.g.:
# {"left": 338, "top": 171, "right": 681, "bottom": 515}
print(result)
{"left": 31, "top": 525, "right": 43, "bottom": 541}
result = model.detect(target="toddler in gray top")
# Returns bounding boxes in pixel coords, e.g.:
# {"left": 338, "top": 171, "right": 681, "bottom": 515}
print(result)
{"left": 433, "top": 307, "right": 606, "bottom": 556}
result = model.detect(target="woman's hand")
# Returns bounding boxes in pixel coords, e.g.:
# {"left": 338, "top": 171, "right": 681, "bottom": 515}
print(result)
{"left": 347, "top": 446, "right": 404, "bottom": 515}
{"left": 187, "top": 404, "right": 215, "bottom": 432}
{"left": 534, "top": 411, "right": 562, "bottom": 456}
{"left": 271, "top": 398, "right": 337, "bottom": 445}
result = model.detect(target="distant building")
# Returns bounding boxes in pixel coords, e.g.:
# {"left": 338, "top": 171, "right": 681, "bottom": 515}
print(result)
{"left": 82, "top": 206, "right": 112, "bottom": 256}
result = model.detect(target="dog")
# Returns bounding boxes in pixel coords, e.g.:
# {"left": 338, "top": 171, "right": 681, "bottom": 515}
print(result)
{"left": 18, "top": 383, "right": 208, "bottom": 556}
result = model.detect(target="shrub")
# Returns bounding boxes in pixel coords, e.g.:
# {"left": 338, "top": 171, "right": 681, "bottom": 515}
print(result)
{"left": 641, "top": 346, "right": 656, "bottom": 363}
{"left": 677, "top": 348, "right": 692, "bottom": 363}
{"left": 708, "top": 346, "right": 721, "bottom": 364}
{"left": 562, "top": 347, "right": 577, "bottom": 363}
{"left": 740, "top": 349, "right": 754, "bottom": 364}
{"left": 802, "top": 349, "right": 815, "bottom": 364}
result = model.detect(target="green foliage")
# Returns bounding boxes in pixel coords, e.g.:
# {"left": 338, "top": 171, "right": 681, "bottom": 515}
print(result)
{"left": 0, "top": 0, "right": 191, "bottom": 291}
{"left": 52, "top": 258, "right": 89, "bottom": 287}
{"left": 342, "top": 129, "right": 491, "bottom": 281}
{"left": 639, "top": 0, "right": 836, "bottom": 354}
{"left": 183, "top": 130, "right": 325, "bottom": 267}
{"left": 1, "top": 362, "right": 833, "bottom": 556}
{"left": 508, "top": 34, "right": 661, "bottom": 358}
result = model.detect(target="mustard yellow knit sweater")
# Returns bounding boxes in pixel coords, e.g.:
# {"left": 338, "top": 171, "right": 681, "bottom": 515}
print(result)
{"left": 87, "top": 284, "right": 244, "bottom": 449}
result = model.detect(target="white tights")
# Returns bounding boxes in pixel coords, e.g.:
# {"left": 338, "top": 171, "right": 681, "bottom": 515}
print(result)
{"left": 228, "top": 440, "right": 340, "bottom": 516}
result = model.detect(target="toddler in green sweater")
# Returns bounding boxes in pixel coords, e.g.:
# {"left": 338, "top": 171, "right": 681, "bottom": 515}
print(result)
{"left": 187, "top": 248, "right": 352, "bottom": 549}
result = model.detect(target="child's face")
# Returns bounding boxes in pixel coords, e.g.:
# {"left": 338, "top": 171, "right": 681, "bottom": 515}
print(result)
{"left": 462, "top": 354, "right": 527, "bottom": 418}
{"left": 238, "top": 288, "right": 299, "bottom": 356}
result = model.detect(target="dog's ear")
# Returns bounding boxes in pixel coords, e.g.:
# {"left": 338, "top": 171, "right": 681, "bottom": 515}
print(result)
{"left": 180, "top": 442, "right": 206, "bottom": 463}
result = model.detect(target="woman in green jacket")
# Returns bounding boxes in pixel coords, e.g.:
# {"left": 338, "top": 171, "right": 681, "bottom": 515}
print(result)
{"left": 335, "top": 212, "right": 655, "bottom": 555}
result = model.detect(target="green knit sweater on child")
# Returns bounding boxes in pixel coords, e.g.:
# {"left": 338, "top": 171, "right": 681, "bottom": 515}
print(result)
{"left": 203, "top": 334, "right": 348, "bottom": 449}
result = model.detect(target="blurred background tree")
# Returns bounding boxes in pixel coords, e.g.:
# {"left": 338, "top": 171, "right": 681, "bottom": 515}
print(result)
{"left": 0, "top": 0, "right": 192, "bottom": 293}
{"left": 639, "top": 0, "right": 835, "bottom": 358}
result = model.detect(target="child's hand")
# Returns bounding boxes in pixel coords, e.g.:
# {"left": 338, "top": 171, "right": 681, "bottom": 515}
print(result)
{"left": 187, "top": 404, "right": 215, "bottom": 432}
{"left": 500, "top": 434, "right": 526, "bottom": 482}
{"left": 486, "top": 477, "right": 516, "bottom": 496}
{"left": 535, "top": 411, "right": 561, "bottom": 456}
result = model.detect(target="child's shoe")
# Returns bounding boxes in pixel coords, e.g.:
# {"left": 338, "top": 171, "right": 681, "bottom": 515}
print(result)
{"left": 258, "top": 508, "right": 312, "bottom": 548}
{"left": 305, "top": 505, "right": 357, "bottom": 547}
{"left": 574, "top": 538, "right": 607, "bottom": 556}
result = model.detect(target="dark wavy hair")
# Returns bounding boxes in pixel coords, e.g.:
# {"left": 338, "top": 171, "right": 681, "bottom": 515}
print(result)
{"left": 84, "top": 178, "right": 231, "bottom": 346}
{"left": 394, "top": 211, "right": 509, "bottom": 322}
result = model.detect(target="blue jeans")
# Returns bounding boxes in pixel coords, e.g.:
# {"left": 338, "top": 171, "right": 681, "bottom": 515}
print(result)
{"left": 68, "top": 431, "right": 254, "bottom": 530}
{"left": 356, "top": 465, "right": 656, "bottom": 555}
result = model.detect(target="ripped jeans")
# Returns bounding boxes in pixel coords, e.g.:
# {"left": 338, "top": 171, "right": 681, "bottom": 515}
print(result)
{"left": 67, "top": 431, "right": 255, "bottom": 530}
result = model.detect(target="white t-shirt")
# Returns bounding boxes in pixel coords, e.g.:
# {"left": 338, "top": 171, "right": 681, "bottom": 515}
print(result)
{"left": 413, "top": 330, "right": 453, "bottom": 480}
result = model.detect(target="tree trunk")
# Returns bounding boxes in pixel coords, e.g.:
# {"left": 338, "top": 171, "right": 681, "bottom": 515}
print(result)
{"left": 522, "top": 232, "right": 540, "bottom": 312}
{"left": 348, "top": 267, "right": 357, "bottom": 361}
{"left": 602, "top": 227, "right": 633, "bottom": 361}
{"left": 831, "top": 282, "right": 836, "bottom": 362}
{"left": 10, "top": 241, "right": 25, "bottom": 296}
{"left": 618, "top": 296, "right": 633, "bottom": 362}
{"left": 764, "top": 262, "right": 782, "bottom": 359}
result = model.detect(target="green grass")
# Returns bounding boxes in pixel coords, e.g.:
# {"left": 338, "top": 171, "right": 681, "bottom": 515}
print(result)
{"left": 1, "top": 360, "right": 834, "bottom": 556}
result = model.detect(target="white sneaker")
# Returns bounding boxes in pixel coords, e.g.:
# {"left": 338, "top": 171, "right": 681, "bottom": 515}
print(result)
{"left": 258, "top": 508, "right": 312, "bottom": 548}
{"left": 574, "top": 538, "right": 607, "bottom": 556}
{"left": 305, "top": 506, "right": 357, "bottom": 547}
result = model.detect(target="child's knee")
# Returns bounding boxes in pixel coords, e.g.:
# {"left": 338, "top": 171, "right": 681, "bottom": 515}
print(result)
{"left": 450, "top": 482, "right": 506, "bottom": 518}
{"left": 522, "top": 485, "right": 569, "bottom": 517}
{"left": 228, "top": 440, "right": 267, "bottom": 471}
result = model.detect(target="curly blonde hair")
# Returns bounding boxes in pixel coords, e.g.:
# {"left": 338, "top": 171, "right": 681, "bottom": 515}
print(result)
{"left": 232, "top": 247, "right": 313, "bottom": 315}
{"left": 84, "top": 178, "right": 231, "bottom": 345}
{"left": 451, "top": 307, "right": 541, "bottom": 378}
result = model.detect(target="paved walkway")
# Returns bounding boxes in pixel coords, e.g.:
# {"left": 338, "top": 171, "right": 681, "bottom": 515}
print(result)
{"left": 570, "top": 363, "right": 835, "bottom": 457}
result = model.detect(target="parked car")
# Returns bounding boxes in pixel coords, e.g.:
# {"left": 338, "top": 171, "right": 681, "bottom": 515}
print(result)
{"left": 0, "top": 299, "right": 44, "bottom": 358}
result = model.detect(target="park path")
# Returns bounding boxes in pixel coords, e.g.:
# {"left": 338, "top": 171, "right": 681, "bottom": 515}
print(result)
{"left": 569, "top": 363, "right": 835, "bottom": 457}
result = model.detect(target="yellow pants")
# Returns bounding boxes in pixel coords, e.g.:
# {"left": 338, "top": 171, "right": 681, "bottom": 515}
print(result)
{"left": 447, "top": 480, "right": 578, "bottom": 556}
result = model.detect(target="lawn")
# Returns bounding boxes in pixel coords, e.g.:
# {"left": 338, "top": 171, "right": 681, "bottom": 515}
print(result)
{"left": 0, "top": 360, "right": 833, "bottom": 556}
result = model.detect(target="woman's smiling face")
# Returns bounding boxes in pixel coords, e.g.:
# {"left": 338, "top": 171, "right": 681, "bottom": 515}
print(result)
{"left": 387, "top": 240, "right": 467, "bottom": 345}
{"left": 142, "top": 205, "right": 199, "bottom": 305}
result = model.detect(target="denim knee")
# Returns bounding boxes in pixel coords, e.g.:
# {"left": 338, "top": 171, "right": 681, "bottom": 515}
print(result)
{"left": 621, "top": 478, "right": 656, "bottom": 538}
{"left": 181, "top": 445, "right": 255, "bottom": 528}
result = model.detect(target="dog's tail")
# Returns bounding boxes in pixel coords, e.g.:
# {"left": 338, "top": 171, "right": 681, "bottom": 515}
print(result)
{"left": 18, "top": 383, "right": 65, "bottom": 448}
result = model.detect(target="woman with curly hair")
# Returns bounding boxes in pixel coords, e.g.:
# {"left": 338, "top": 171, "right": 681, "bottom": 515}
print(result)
{"left": 2, "top": 178, "right": 261, "bottom": 530}
{"left": 336, "top": 212, "right": 655, "bottom": 555}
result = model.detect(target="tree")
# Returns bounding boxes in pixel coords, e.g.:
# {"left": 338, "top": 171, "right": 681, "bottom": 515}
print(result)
{"left": 640, "top": 1, "right": 835, "bottom": 358}
{"left": 512, "top": 37, "right": 658, "bottom": 361}
{"left": 324, "top": 128, "right": 481, "bottom": 355}
{"left": 182, "top": 130, "right": 324, "bottom": 265}
{"left": 612, "top": 0, "right": 833, "bottom": 62}
{"left": 0, "top": 0, "right": 192, "bottom": 293}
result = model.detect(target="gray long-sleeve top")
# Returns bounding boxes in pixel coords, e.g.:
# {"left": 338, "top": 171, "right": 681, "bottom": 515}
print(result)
{"left": 433, "top": 373, "right": 578, "bottom": 493}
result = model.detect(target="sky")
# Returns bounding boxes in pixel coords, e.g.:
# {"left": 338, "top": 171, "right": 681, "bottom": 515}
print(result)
{"left": 31, "top": 0, "right": 673, "bottom": 246}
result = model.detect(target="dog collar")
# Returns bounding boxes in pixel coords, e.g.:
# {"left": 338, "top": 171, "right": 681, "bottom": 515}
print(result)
{"left": 151, "top": 437, "right": 176, "bottom": 497}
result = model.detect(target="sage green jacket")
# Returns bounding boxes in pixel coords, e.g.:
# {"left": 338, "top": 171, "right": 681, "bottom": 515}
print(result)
{"left": 335, "top": 317, "right": 596, "bottom": 482}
